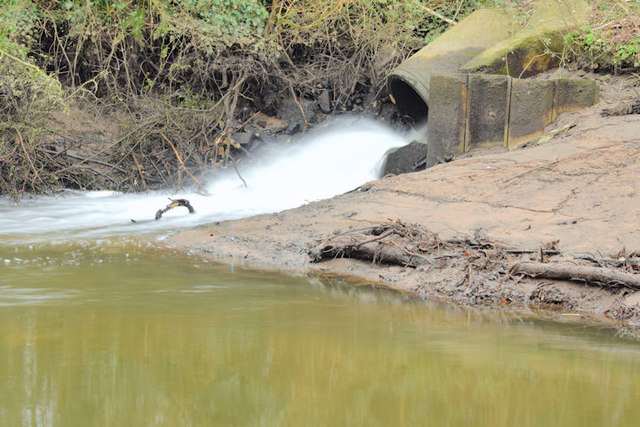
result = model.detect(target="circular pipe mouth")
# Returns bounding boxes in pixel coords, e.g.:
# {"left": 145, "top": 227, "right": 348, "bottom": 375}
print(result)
{"left": 389, "top": 77, "right": 429, "bottom": 126}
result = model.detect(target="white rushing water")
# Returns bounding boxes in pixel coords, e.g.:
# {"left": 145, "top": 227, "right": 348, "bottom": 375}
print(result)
{"left": 0, "top": 116, "right": 412, "bottom": 243}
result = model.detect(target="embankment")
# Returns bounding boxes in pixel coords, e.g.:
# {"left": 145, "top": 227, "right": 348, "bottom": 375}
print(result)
{"left": 168, "top": 73, "right": 640, "bottom": 334}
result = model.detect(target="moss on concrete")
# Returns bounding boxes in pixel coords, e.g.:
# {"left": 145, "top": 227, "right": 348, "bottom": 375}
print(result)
{"left": 388, "top": 9, "right": 517, "bottom": 121}
{"left": 460, "top": 0, "right": 590, "bottom": 77}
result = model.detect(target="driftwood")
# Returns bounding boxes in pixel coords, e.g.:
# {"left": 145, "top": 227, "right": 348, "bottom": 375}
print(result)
{"left": 310, "top": 220, "right": 640, "bottom": 297}
{"left": 154, "top": 198, "right": 195, "bottom": 220}
{"left": 511, "top": 261, "right": 640, "bottom": 289}
{"left": 309, "top": 220, "right": 439, "bottom": 267}
{"left": 309, "top": 220, "right": 564, "bottom": 269}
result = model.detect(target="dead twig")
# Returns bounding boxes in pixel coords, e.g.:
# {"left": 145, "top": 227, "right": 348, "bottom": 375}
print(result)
{"left": 354, "top": 229, "right": 394, "bottom": 247}
{"left": 38, "top": 148, "right": 127, "bottom": 174}
{"left": 16, "top": 129, "right": 44, "bottom": 187}
{"left": 289, "top": 83, "right": 309, "bottom": 128}
{"left": 229, "top": 156, "right": 248, "bottom": 189}
{"left": 160, "top": 132, "right": 209, "bottom": 195}
{"left": 416, "top": 3, "right": 457, "bottom": 26}
{"left": 131, "top": 152, "right": 147, "bottom": 190}
{"left": 505, "top": 249, "right": 561, "bottom": 256}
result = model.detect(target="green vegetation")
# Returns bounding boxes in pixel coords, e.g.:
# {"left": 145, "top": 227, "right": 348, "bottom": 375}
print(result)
{"left": 0, "top": 0, "right": 636, "bottom": 196}
{"left": 0, "top": 0, "right": 490, "bottom": 196}
{"left": 564, "top": 0, "right": 640, "bottom": 72}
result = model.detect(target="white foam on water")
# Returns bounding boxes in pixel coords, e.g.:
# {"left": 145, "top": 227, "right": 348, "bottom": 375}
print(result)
{"left": 0, "top": 116, "right": 412, "bottom": 243}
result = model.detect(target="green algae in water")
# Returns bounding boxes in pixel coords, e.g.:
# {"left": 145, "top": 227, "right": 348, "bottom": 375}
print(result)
{"left": 1, "top": 243, "right": 640, "bottom": 426}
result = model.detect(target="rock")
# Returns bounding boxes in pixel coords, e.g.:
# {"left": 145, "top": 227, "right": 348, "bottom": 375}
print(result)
{"left": 249, "top": 112, "right": 288, "bottom": 134}
{"left": 375, "top": 100, "right": 400, "bottom": 123}
{"left": 382, "top": 141, "right": 427, "bottom": 176}
{"left": 317, "top": 90, "right": 331, "bottom": 114}
{"left": 277, "top": 98, "right": 317, "bottom": 134}
{"left": 231, "top": 131, "right": 253, "bottom": 147}
{"left": 243, "top": 124, "right": 263, "bottom": 142}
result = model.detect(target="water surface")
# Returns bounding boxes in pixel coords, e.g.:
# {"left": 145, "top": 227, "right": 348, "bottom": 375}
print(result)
{"left": 1, "top": 242, "right": 639, "bottom": 426}
{"left": 1, "top": 117, "right": 640, "bottom": 425}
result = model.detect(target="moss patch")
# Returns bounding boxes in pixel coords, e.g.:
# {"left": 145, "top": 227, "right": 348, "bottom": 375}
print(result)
{"left": 460, "top": 0, "right": 590, "bottom": 76}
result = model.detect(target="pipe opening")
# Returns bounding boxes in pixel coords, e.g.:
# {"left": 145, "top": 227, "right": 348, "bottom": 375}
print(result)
{"left": 389, "top": 78, "right": 429, "bottom": 126}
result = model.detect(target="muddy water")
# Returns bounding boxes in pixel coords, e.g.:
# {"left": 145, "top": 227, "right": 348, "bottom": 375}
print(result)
{"left": 1, "top": 242, "right": 639, "bottom": 426}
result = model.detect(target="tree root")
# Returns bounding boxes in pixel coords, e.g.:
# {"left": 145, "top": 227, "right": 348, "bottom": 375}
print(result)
{"left": 309, "top": 220, "right": 440, "bottom": 267}
{"left": 510, "top": 262, "right": 640, "bottom": 289}
{"left": 310, "top": 220, "right": 640, "bottom": 292}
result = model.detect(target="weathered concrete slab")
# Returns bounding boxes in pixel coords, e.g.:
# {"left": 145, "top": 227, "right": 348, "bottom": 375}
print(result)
{"left": 466, "top": 74, "right": 510, "bottom": 149}
{"left": 426, "top": 73, "right": 468, "bottom": 167}
{"left": 388, "top": 9, "right": 517, "bottom": 123}
{"left": 508, "top": 79, "right": 554, "bottom": 149}
{"left": 460, "top": 0, "right": 590, "bottom": 77}
{"left": 553, "top": 78, "right": 599, "bottom": 119}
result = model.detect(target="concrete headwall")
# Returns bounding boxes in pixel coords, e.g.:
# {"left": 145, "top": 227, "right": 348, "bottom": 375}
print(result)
{"left": 425, "top": 73, "right": 598, "bottom": 167}
{"left": 387, "top": 9, "right": 517, "bottom": 124}
{"left": 388, "top": 0, "right": 591, "bottom": 126}
{"left": 384, "top": 0, "right": 599, "bottom": 174}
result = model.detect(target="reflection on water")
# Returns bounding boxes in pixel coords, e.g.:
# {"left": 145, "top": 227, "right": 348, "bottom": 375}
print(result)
{"left": 1, "top": 242, "right": 640, "bottom": 426}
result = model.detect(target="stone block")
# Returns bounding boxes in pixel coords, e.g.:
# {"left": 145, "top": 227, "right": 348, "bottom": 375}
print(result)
{"left": 277, "top": 98, "right": 316, "bottom": 133}
{"left": 507, "top": 78, "right": 554, "bottom": 149}
{"left": 426, "top": 73, "right": 468, "bottom": 167}
{"left": 552, "top": 78, "right": 599, "bottom": 119}
{"left": 466, "top": 74, "right": 510, "bottom": 149}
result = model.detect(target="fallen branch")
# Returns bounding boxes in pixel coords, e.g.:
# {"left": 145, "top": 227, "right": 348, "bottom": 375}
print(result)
{"left": 154, "top": 198, "right": 195, "bottom": 220}
{"left": 510, "top": 261, "right": 640, "bottom": 289}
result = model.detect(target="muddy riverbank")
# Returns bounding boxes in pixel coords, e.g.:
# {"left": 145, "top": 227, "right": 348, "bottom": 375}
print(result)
{"left": 167, "top": 72, "right": 640, "bottom": 334}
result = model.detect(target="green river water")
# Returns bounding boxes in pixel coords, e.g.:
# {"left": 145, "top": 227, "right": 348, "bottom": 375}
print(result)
{"left": 1, "top": 240, "right": 640, "bottom": 426}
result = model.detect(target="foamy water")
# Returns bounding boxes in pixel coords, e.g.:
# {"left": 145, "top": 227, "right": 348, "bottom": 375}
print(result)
{"left": 0, "top": 116, "right": 411, "bottom": 243}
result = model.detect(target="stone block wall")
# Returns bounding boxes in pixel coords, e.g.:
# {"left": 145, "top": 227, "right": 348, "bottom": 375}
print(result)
{"left": 424, "top": 74, "right": 598, "bottom": 168}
